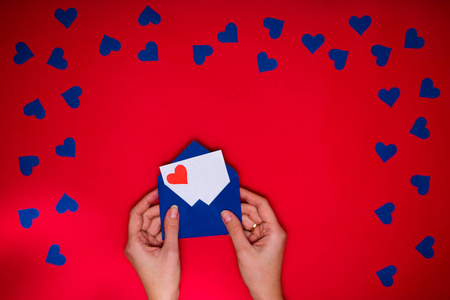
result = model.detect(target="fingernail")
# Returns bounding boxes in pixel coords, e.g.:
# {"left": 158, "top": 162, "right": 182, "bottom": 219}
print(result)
{"left": 170, "top": 205, "right": 178, "bottom": 219}
{"left": 221, "top": 210, "right": 232, "bottom": 223}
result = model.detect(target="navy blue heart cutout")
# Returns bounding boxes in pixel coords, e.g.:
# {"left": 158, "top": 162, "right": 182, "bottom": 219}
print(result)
{"left": 138, "top": 5, "right": 161, "bottom": 26}
{"left": 13, "top": 42, "right": 34, "bottom": 65}
{"left": 410, "top": 175, "right": 430, "bottom": 196}
{"left": 56, "top": 193, "right": 79, "bottom": 214}
{"left": 349, "top": 15, "right": 371, "bottom": 36}
{"left": 54, "top": 8, "right": 77, "bottom": 29}
{"left": 61, "top": 86, "right": 82, "bottom": 109}
{"left": 138, "top": 41, "right": 159, "bottom": 61}
{"left": 378, "top": 87, "right": 400, "bottom": 107}
{"left": 18, "top": 208, "right": 39, "bottom": 229}
{"left": 302, "top": 34, "right": 325, "bottom": 54}
{"left": 23, "top": 99, "right": 45, "bottom": 119}
{"left": 374, "top": 202, "right": 395, "bottom": 225}
{"left": 263, "top": 17, "right": 284, "bottom": 39}
{"left": 376, "top": 265, "right": 397, "bottom": 287}
{"left": 410, "top": 117, "right": 430, "bottom": 139}
{"left": 404, "top": 28, "right": 424, "bottom": 49}
{"left": 193, "top": 45, "right": 213, "bottom": 65}
{"left": 328, "top": 49, "right": 348, "bottom": 70}
{"left": 217, "top": 23, "right": 238, "bottom": 43}
{"left": 371, "top": 45, "right": 391, "bottom": 67}
{"left": 45, "top": 245, "right": 66, "bottom": 266}
{"left": 375, "top": 142, "right": 397, "bottom": 163}
{"left": 19, "top": 156, "right": 39, "bottom": 176}
{"left": 56, "top": 137, "right": 76, "bottom": 158}
{"left": 47, "top": 48, "right": 68, "bottom": 70}
{"left": 257, "top": 52, "right": 277, "bottom": 73}
{"left": 99, "top": 35, "right": 121, "bottom": 56}
{"left": 415, "top": 236, "right": 434, "bottom": 259}
{"left": 419, "top": 78, "right": 440, "bottom": 98}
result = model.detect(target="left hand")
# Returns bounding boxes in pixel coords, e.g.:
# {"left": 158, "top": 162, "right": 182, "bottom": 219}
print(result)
{"left": 125, "top": 188, "right": 180, "bottom": 300}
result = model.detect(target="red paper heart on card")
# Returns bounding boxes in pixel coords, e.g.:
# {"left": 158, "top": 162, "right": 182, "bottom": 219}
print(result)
{"left": 167, "top": 165, "right": 188, "bottom": 184}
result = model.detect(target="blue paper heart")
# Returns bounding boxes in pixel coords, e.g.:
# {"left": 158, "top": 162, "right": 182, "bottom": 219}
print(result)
{"left": 257, "top": 52, "right": 277, "bottom": 73}
{"left": 56, "top": 193, "right": 78, "bottom": 213}
{"left": 217, "top": 23, "right": 238, "bottom": 43}
{"left": 23, "top": 99, "right": 45, "bottom": 119}
{"left": 263, "top": 17, "right": 284, "bottom": 39}
{"left": 99, "top": 35, "right": 121, "bottom": 56}
{"left": 374, "top": 202, "right": 395, "bottom": 225}
{"left": 47, "top": 48, "right": 68, "bottom": 70}
{"left": 328, "top": 49, "right": 348, "bottom": 70}
{"left": 349, "top": 15, "right": 371, "bottom": 36}
{"left": 19, "top": 156, "right": 39, "bottom": 176}
{"left": 378, "top": 87, "right": 400, "bottom": 107}
{"left": 61, "top": 86, "right": 82, "bottom": 109}
{"left": 138, "top": 41, "right": 159, "bottom": 61}
{"left": 410, "top": 117, "right": 430, "bottom": 139}
{"left": 376, "top": 265, "right": 397, "bottom": 287}
{"left": 302, "top": 34, "right": 325, "bottom": 54}
{"left": 18, "top": 208, "right": 39, "bottom": 229}
{"left": 404, "top": 28, "right": 424, "bottom": 49}
{"left": 56, "top": 137, "right": 76, "bottom": 158}
{"left": 193, "top": 45, "right": 213, "bottom": 65}
{"left": 54, "top": 8, "right": 77, "bottom": 29}
{"left": 375, "top": 142, "right": 397, "bottom": 163}
{"left": 45, "top": 245, "right": 66, "bottom": 266}
{"left": 371, "top": 45, "right": 391, "bottom": 67}
{"left": 138, "top": 5, "right": 161, "bottom": 26}
{"left": 415, "top": 236, "right": 435, "bottom": 259}
{"left": 13, "top": 42, "right": 34, "bottom": 65}
{"left": 419, "top": 78, "right": 440, "bottom": 98}
{"left": 410, "top": 175, "right": 430, "bottom": 196}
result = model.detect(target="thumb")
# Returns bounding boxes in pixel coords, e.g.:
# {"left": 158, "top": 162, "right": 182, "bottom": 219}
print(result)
{"left": 162, "top": 205, "right": 179, "bottom": 251}
{"left": 221, "top": 210, "right": 250, "bottom": 254}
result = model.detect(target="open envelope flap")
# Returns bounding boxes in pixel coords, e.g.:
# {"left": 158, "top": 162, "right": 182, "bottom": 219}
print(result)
{"left": 171, "top": 140, "right": 210, "bottom": 162}
{"left": 157, "top": 141, "right": 241, "bottom": 239}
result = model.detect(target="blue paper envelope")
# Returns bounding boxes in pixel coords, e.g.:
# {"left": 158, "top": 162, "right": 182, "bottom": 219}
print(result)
{"left": 158, "top": 141, "right": 241, "bottom": 239}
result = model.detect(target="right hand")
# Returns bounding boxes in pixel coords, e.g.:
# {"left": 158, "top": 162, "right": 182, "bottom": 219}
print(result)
{"left": 221, "top": 187, "right": 286, "bottom": 300}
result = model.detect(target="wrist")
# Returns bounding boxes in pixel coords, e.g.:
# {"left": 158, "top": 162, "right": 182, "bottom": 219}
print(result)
{"left": 248, "top": 284, "right": 283, "bottom": 300}
{"left": 144, "top": 283, "right": 179, "bottom": 300}
{"left": 147, "top": 290, "right": 179, "bottom": 300}
{"left": 251, "top": 292, "right": 283, "bottom": 300}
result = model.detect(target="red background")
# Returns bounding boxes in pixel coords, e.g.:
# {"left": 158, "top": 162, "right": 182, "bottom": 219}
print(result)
{"left": 1, "top": 0, "right": 449, "bottom": 299}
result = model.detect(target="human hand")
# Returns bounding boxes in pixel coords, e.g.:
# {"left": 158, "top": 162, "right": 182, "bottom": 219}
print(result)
{"left": 221, "top": 187, "right": 286, "bottom": 300}
{"left": 125, "top": 188, "right": 180, "bottom": 300}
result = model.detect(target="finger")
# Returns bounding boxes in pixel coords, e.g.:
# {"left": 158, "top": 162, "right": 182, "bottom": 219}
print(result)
{"left": 147, "top": 232, "right": 163, "bottom": 247}
{"left": 221, "top": 210, "right": 251, "bottom": 254}
{"left": 248, "top": 233, "right": 261, "bottom": 244}
{"left": 128, "top": 188, "right": 159, "bottom": 236}
{"left": 162, "top": 205, "right": 180, "bottom": 252}
{"left": 240, "top": 187, "right": 278, "bottom": 224}
{"left": 147, "top": 216, "right": 161, "bottom": 237}
{"left": 242, "top": 215, "right": 264, "bottom": 237}
{"left": 155, "top": 231, "right": 163, "bottom": 244}
{"left": 131, "top": 189, "right": 159, "bottom": 216}
{"left": 242, "top": 214, "right": 257, "bottom": 231}
{"left": 243, "top": 230, "right": 263, "bottom": 244}
{"left": 142, "top": 205, "right": 161, "bottom": 231}
{"left": 241, "top": 203, "right": 263, "bottom": 224}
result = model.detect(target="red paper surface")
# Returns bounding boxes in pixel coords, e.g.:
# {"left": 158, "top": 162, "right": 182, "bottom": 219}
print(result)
{"left": 1, "top": 0, "right": 449, "bottom": 299}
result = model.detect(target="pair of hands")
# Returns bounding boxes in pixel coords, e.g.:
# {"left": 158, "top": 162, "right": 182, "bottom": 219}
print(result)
{"left": 125, "top": 187, "right": 286, "bottom": 300}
